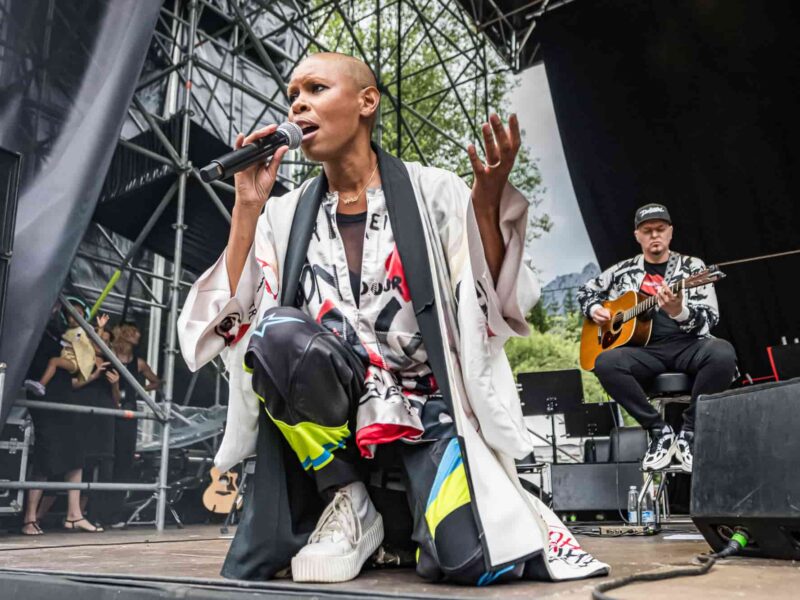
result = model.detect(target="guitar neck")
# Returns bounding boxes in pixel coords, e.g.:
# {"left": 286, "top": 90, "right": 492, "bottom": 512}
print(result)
{"left": 623, "top": 279, "right": 685, "bottom": 322}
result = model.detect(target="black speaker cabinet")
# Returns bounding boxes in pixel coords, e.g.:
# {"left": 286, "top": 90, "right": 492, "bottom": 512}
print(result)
{"left": 691, "top": 379, "right": 800, "bottom": 559}
{"left": 551, "top": 462, "right": 642, "bottom": 514}
{"left": 0, "top": 148, "right": 21, "bottom": 333}
{"left": 608, "top": 426, "right": 647, "bottom": 463}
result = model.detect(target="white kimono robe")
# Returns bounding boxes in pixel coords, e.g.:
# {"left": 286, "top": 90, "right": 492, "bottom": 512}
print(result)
{"left": 178, "top": 149, "right": 608, "bottom": 581}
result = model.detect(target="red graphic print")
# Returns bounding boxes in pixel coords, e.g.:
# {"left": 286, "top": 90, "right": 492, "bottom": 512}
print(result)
{"left": 256, "top": 257, "right": 279, "bottom": 300}
{"left": 384, "top": 245, "right": 411, "bottom": 302}
{"left": 640, "top": 273, "right": 664, "bottom": 297}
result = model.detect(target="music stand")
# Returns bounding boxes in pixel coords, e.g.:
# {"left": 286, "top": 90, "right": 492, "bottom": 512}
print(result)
{"left": 518, "top": 370, "right": 584, "bottom": 464}
{"left": 564, "top": 402, "right": 619, "bottom": 438}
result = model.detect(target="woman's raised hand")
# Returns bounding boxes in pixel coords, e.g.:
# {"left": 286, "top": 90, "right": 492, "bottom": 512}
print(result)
{"left": 467, "top": 113, "right": 521, "bottom": 212}
{"left": 233, "top": 125, "right": 290, "bottom": 212}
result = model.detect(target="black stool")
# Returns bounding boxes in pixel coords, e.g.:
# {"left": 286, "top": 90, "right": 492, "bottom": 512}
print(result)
{"left": 646, "top": 372, "right": 692, "bottom": 430}
{"left": 647, "top": 372, "right": 692, "bottom": 397}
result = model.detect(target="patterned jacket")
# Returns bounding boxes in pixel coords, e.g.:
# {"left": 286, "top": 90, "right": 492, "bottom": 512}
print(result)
{"left": 576, "top": 252, "right": 719, "bottom": 338}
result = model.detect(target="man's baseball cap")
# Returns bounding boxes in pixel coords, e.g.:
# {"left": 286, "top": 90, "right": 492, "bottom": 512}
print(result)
{"left": 634, "top": 203, "right": 671, "bottom": 228}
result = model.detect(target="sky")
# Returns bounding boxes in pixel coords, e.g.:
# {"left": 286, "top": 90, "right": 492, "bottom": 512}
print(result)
{"left": 509, "top": 64, "right": 597, "bottom": 283}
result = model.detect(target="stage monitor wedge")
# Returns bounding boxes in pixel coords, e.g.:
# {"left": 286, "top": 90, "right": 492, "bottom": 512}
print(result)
{"left": 551, "top": 463, "right": 642, "bottom": 515}
{"left": 692, "top": 379, "right": 800, "bottom": 560}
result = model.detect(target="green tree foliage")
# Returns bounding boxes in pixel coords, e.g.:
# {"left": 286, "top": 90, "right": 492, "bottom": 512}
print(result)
{"left": 310, "top": 0, "right": 551, "bottom": 239}
{"left": 510, "top": 297, "right": 608, "bottom": 404}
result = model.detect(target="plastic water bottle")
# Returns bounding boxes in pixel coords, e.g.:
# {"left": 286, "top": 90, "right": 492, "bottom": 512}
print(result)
{"left": 627, "top": 486, "right": 638, "bottom": 523}
{"left": 642, "top": 492, "right": 655, "bottom": 526}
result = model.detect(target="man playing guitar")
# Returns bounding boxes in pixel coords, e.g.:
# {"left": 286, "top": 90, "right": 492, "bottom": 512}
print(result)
{"left": 577, "top": 204, "right": 736, "bottom": 473}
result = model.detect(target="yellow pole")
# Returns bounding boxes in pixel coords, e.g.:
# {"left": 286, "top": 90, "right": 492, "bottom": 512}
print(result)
{"left": 88, "top": 269, "right": 122, "bottom": 320}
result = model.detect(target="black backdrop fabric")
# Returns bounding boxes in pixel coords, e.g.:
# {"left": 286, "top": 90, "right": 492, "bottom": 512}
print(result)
{"left": 540, "top": 0, "right": 800, "bottom": 378}
{"left": 0, "top": 0, "right": 160, "bottom": 427}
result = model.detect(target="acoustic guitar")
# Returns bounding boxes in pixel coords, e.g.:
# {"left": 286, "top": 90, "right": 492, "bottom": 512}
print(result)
{"left": 202, "top": 466, "right": 240, "bottom": 514}
{"left": 579, "top": 266, "right": 725, "bottom": 371}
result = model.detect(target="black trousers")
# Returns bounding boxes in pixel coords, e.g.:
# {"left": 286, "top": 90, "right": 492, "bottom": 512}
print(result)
{"left": 108, "top": 412, "right": 138, "bottom": 522}
{"left": 227, "top": 306, "right": 528, "bottom": 585}
{"left": 84, "top": 456, "right": 115, "bottom": 524}
{"left": 593, "top": 335, "right": 736, "bottom": 432}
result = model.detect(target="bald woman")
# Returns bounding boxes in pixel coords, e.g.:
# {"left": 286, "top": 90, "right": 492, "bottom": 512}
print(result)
{"left": 180, "top": 53, "right": 608, "bottom": 585}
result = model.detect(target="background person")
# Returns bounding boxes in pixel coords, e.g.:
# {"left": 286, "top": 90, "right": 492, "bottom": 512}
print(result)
{"left": 74, "top": 329, "right": 121, "bottom": 526}
{"left": 22, "top": 303, "right": 105, "bottom": 534}
{"left": 108, "top": 321, "right": 161, "bottom": 526}
{"left": 577, "top": 203, "right": 736, "bottom": 473}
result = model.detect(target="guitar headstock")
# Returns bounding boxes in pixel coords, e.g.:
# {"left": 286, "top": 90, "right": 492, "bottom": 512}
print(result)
{"left": 683, "top": 265, "right": 726, "bottom": 290}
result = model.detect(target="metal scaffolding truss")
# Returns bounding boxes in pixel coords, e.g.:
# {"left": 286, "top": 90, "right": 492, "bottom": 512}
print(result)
{"left": 8, "top": 0, "right": 516, "bottom": 530}
{"left": 455, "top": 0, "right": 579, "bottom": 72}
{"left": 129, "top": 0, "right": 516, "bottom": 180}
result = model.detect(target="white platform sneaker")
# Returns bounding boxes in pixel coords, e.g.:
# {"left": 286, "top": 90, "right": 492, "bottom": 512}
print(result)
{"left": 291, "top": 481, "right": 384, "bottom": 583}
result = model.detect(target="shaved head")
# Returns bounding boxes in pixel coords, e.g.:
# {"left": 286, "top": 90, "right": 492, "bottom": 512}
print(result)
{"left": 295, "top": 52, "right": 377, "bottom": 91}
{"left": 287, "top": 52, "right": 381, "bottom": 160}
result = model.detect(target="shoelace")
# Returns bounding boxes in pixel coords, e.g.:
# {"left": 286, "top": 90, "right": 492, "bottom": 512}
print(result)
{"left": 649, "top": 432, "right": 671, "bottom": 455}
{"left": 309, "top": 488, "right": 362, "bottom": 545}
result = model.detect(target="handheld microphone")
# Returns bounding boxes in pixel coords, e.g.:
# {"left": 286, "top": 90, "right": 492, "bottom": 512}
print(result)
{"left": 199, "top": 122, "right": 303, "bottom": 183}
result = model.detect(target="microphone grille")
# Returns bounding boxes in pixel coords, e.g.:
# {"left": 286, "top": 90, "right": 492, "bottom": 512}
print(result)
{"left": 278, "top": 122, "right": 303, "bottom": 149}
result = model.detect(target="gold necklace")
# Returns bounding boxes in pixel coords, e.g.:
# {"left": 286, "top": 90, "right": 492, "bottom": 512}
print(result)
{"left": 337, "top": 162, "right": 379, "bottom": 205}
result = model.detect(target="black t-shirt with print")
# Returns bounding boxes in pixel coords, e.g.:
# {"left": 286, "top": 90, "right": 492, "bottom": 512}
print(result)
{"left": 641, "top": 261, "right": 685, "bottom": 342}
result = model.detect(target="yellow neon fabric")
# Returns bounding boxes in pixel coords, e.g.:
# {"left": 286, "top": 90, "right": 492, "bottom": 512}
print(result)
{"left": 424, "top": 462, "right": 471, "bottom": 538}
{"left": 255, "top": 393, "right": 350, "bottom": 471}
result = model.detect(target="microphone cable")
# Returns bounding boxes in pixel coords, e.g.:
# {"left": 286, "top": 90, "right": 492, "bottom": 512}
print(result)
{"left": 590, "top": 528, "right": 750, "bottom": 600}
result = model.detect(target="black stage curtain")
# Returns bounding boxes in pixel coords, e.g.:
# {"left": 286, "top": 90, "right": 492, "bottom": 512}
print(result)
{"left": 540, "top": 0, "right": 800, "bottom": 377}
{"left": 0, "top": 1, "right": 161, "bottom": 427}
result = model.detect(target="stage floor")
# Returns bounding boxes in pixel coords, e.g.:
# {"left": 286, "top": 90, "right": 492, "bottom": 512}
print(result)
{"left": 0, "top": 523, "right": 797, "bottom": 599}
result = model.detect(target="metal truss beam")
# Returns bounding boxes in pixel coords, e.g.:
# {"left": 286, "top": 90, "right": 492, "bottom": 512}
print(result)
{"left": 459, "top": 0, "right": 580, "bottom": 72}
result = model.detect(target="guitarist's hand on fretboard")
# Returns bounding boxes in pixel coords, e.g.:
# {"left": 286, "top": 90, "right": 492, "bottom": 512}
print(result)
{"left": 656, "top": 281, "right": 684, "bottom": 317}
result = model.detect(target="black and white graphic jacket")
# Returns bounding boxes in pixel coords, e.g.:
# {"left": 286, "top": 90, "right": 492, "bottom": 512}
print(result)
{"left": 576, "top": 252, "right": 719, "bottom": 338}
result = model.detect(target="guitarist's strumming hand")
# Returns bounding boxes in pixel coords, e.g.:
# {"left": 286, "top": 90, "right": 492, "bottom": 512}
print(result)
{"left": 656, "top": 282, "right": 684, "bottom": 317}
{"left": 591, "top": 306, "right": 612, "bottom": 325}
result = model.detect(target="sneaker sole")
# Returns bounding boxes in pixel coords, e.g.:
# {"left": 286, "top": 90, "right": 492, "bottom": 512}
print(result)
{"left": 642, "top": 444, "right": 676, "bottom": 471}
{"left": 675, "top": 447, "right": 692, "bottom": 473}
{"left": 291, "top": 513, "right": 384, "bottom": 583}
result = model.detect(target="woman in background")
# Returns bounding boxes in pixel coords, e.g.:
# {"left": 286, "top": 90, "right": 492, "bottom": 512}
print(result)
{"left": 22, "top": 303, "right": 105, "bottom": 534}
{"left": 108, "top": 321, "right": 161, "bottom": 525}
{"left": 74, "top": 327, "right": 121, "bottom": 525}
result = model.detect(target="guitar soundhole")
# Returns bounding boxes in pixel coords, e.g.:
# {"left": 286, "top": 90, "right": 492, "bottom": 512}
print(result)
{"left": 601, "top": 330, "right": 620, "bottom": 349}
